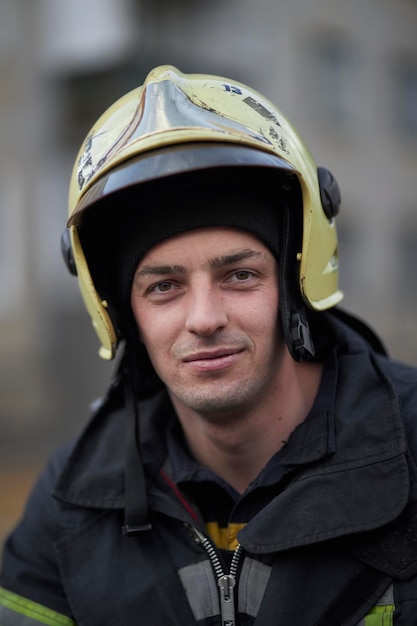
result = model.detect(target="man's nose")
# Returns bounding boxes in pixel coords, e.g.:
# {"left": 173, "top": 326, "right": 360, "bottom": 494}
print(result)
{"left": 184, "top": 286, "right": 228, "bottom": 336}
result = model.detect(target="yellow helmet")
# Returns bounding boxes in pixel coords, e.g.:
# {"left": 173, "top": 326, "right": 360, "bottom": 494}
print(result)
{"left": 63, "top": 65, "right": 343, "bottom": 360}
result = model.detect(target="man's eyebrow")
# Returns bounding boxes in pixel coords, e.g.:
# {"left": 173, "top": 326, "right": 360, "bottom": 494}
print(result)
{"left": 135, "top": 264, "right": 186, "bottom": 278}
{"left": 135, "top": 250, "right": 265, "bottom": 279}
{"left": 209, "top": 249, "right": 265, "bottom": 270}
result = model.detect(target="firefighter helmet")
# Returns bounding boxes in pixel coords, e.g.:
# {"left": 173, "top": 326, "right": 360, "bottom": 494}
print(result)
{"left": 64, "top": 65, "right": 342, "bottom": 360}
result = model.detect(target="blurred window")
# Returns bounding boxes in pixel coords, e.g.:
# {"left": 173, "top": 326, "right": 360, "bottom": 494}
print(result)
{"left": 307, "top": 30, "right": 359, "bottom": 127}
{"left": 394, "top": 56, "right": 417, "bottom": 139}
{"left": 398, "top": 207, "right": 417, "bottom": 297}
{"left": 0, "top": 169, "right": 25, "bottom": 315}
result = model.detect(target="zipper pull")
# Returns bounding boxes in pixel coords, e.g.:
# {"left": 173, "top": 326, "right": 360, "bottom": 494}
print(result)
{"left": 218, "top": 574, "right": 236, "bottom": 626}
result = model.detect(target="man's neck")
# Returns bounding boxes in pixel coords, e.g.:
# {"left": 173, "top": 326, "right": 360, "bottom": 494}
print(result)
{"left": 170, "top": 357, "right": 323, "bottom": 494}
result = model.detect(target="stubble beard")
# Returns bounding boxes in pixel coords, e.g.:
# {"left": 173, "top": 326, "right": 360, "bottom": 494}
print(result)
{"left": 168, "top": 368, "right": 274, "bottom": 423}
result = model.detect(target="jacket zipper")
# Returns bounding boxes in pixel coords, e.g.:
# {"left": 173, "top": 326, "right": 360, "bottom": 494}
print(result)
{"left": 192, "top": 527, "right": 244, "bottom": 626}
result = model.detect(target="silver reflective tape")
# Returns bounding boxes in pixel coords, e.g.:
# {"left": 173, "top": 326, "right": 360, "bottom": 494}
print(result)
{"left": 178, "top": 560, "right": 220, "bottom": 621}
{"left": 178, "top": 556, "right": 272, "bottom": 621}
{"left": 238, "top": 557, "right": 272, "bottom": 617}
{"left": 375, "top": 584, "right": 394, "bottom": 606}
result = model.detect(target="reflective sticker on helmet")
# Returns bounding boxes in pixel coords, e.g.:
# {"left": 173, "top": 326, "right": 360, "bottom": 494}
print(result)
{"left": 222, "top": 83, "right": 243, "bottom": 95}
{"left": 243, "top": 96, "right": 282, "bottom": 127}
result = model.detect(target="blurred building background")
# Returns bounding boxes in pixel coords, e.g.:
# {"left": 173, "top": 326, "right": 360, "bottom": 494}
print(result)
{"left": 1, "top": 0, "right": 417, "bottom": 542}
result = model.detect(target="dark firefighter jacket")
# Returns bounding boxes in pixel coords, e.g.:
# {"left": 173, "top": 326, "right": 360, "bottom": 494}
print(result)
{"left": 1, "top": 312, "right": 417, "bottom": 625}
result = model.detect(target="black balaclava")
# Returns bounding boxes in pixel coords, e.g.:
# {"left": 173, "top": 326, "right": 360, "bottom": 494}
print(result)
{"left": 114, "top": 178, "right": 282, "bottom": 323}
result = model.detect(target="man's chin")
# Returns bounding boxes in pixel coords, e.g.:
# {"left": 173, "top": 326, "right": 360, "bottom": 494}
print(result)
{"left": 169, "top": 382, "right": 258, "bottom": 420}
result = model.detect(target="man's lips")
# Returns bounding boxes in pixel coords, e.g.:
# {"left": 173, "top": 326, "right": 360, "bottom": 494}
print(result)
{"left": 181, "top": 348, "right": 244, "bottom": 371}
{"left": 182, "top": 348, "right": 243, "bottom": 362}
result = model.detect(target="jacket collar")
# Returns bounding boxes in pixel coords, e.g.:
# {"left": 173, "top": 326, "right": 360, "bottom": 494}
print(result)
{"left": 239, "top": 318, "right": 409, "bottom": 553}
{"left": 53, "top": 386, "right": 174, "bottom": 510}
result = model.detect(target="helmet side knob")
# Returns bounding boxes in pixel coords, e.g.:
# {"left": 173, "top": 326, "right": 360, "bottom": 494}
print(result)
{"left": 318, "top": 166, "right": 341, "bottom": 220}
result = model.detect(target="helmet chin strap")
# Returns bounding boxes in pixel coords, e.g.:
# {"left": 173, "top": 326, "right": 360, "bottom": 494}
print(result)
{"left": 277, "top": 178, "right": 316, "bottom": 362}
{"left": 122, "top": 405, "right": 152, "bottom": 535}
{"left": 121, "top": 345, "right": 152, "bottom": 535}
{"left": 120, "top": 323, "right": 165, "bottom": 535}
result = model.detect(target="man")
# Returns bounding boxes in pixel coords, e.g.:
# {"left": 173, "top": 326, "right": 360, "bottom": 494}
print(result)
{"left": 1, "top": 65, "right": 417, "bottom": 625}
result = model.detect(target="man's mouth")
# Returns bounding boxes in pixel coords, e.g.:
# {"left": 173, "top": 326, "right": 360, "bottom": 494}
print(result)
{"left": 183, "top": 348, "right": 242, "bottom": 362}
{"left": 182, "top": 348, "right": 244, "bottom": 371}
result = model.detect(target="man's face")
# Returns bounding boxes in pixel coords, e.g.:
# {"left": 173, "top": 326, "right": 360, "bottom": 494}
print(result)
{"left": 131, "top": 226, "right": 285, "bottom": 420}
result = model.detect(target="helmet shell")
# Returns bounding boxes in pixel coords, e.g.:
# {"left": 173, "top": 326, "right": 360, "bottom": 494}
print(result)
{"left": 67, "top": 65, "right": 343, "bottom": 359}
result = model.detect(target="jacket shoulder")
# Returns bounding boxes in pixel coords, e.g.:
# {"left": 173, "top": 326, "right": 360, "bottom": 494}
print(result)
{"left": 376, "top": 355, "right": 417, "bottom": 424}
{"left": 0, "top": 441, "right": 76, "bottom": 618}
{"left": 377, "top": 355, "right": 417, "bottom": 482}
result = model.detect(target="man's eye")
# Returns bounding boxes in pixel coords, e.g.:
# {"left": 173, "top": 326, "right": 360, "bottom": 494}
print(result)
{"left": 152, "top": 281, "right": 173, "bottom": 293}
{"left": 232, "top": 270, "right": 252, "bottom": 281}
